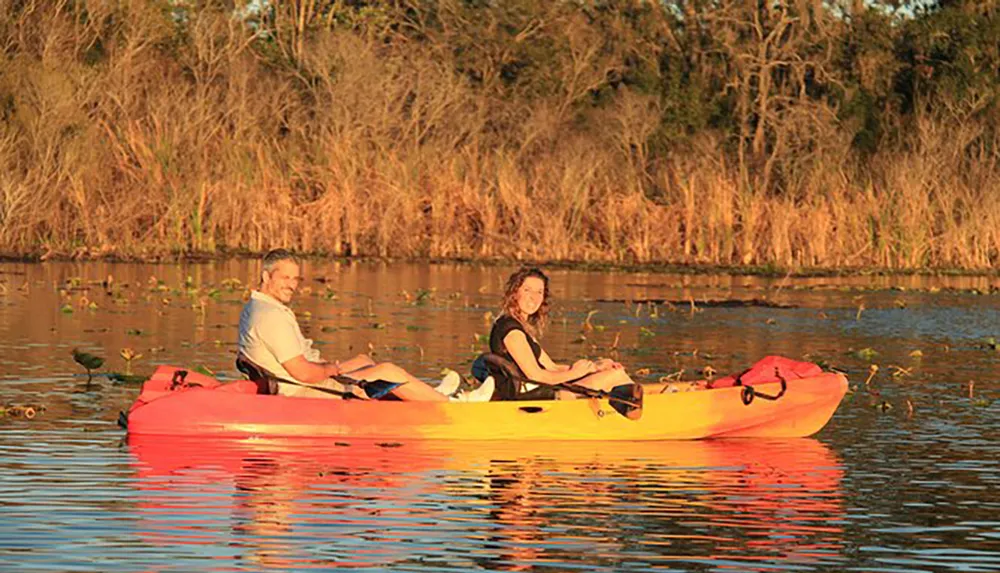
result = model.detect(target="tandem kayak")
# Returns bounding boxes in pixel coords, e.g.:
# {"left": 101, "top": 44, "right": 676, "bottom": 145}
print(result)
{"left": 123, "top": 356, "right": 848, "bottom": 440}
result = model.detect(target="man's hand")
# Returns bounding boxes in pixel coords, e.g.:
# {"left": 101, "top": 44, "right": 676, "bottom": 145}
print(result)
{"left": 324, "top": 361, "right": 342, "bottom": 378}
{"left": 283, "top": 355, "right": 341, "bottom": 384}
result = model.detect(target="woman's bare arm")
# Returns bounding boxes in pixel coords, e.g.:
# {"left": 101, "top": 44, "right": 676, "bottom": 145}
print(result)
{"left": 503, "top": 331, "right": 594, "bottom": 384}
{"left": 538, "top": 348, "right": 570, "bottom": 371}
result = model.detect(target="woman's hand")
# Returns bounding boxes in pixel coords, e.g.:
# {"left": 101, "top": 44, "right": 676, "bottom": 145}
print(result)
{"left": 594, "top": 358, "right": 624, "bottom": 372}
{"left": 570, "top": 359, "right": 597, "bottom": 376}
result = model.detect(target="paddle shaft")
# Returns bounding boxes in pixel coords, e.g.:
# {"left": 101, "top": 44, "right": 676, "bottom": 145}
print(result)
{"left": 502, "top": 369, "right": 641, "bottom": 409}
{"left": 235, "top": 355, "right": 402, "bottom": 399}
{"left": 273, "top": 374, "right": 402, "bottom": 400}
{"left": 517, "top": 373, "right": 643, "bottom": 420}
{"left": 556, "top": 380, "right": 640, "bottom": 408}
{"left": 476, "top": 353, "right": 642, "bottom": 410}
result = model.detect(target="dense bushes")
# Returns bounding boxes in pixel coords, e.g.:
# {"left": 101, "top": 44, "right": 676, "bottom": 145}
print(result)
{"left": 0, "top": 0, "right": 997, "bottom": 268}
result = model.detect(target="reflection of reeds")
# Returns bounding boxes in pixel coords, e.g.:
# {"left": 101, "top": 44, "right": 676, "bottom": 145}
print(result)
{"left": 2, "top": 7, "right": 997, "bottom": 269}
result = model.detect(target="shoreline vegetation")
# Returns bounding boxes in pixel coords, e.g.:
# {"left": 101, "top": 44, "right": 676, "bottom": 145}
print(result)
{"left": 1, "top": 1, "right": 997, "bottom": 270}
{"left": 4, "top": 252, "right": 1000, "bottom": 281}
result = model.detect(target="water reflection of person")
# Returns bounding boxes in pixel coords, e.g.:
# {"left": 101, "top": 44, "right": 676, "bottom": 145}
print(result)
{"left": 131, "top": 437, "right": 430, "bottom": 571}
{"left": 485, "top": 463, "right": 544, "bottom": 571}
{"left": 226, "top": 443, "right": 437, "bottom": 571}
{"left": 231, "top": 458, "right": 298, "bottom": 570}
{"left": 482, "top": 456, "right": 622, "bottom": 571}
{"left": 476, "top": 441, "right": 845, "bottom": 571}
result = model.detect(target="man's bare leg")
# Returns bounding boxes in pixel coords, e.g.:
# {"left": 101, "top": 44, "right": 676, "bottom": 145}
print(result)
{"left": 346, "top": 363, "right": 449, "bottom": 402}
{"left": 339, "top": 354, "right": 375, "bottom": 374}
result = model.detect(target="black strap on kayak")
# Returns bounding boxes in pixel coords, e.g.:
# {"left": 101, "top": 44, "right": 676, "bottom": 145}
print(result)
{"left": 170, "top": 369, "right": 188, "bottom": 390}
{"left": 730, "top": 368, "right": 751, "bottom": 389}
{"left": 740, "top": 368, "right": 788, "bottom": 406}
{"left": 169, "top": 369, "right": 209, "bottom": 391}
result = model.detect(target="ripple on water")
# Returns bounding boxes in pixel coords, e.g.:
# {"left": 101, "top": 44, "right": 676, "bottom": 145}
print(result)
{"left": 0, "top": 433, "right": 856, "bottom": 572}
{"left": 2, "top": 263, "right": 1000, "bottom": 571}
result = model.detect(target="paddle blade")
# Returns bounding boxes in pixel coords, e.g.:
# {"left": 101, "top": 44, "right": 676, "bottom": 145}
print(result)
{"left": 361, "top": 380, "right": 403, "bottom": 400}
{"left": 609, "top": 383, "right": 643, "bottom": 420}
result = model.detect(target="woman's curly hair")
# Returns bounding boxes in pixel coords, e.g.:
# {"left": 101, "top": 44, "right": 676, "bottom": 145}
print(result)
{"left": 500, "top": 267, "right": 550, "bottom": 337}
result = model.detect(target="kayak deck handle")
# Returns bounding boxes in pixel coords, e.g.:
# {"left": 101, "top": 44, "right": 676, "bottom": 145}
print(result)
{"left": 519, "top": 406, "right": 545, "bottom": 414}
{"left": 740, "top": 369, "right": 788, "bottom": 406}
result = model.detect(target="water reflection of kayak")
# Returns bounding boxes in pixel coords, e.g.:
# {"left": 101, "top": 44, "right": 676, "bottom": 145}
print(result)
{"left": 127, "top": 436, "right": 845, "bottom": 571}
{"left": 124, "top": 363, "right": 847, "bottom": 440}
{"left": 128, "top": 434, "right": 843, "bottom": 484}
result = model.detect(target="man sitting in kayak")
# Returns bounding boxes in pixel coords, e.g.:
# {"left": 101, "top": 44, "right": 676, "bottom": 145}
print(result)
{"left": 487, "top": 267, "right": 634, "bottom": 400}
{"left": 238, "top": 249, "right": 493, "bottom": 402}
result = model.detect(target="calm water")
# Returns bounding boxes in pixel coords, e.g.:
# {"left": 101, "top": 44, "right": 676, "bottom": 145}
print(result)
{"left": 1, "top": 260, "right": 998, "bottom": 572}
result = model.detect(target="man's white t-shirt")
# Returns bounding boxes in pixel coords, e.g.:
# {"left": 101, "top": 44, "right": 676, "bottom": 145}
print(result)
{"left": 238, "top": 290, "right": 323, "bottom": 392}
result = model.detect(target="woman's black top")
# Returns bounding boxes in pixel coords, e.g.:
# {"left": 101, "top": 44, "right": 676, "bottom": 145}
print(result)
{"left": 490, "top": 315, "right": 542, "bottom": 366}
{"left": 488, "top": 315, "right": 556, "bottom": 401}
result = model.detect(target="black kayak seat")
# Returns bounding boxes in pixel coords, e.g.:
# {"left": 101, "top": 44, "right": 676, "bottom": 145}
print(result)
{"left": 235, "top": 354, "right": 278, "bottom": 395}
{"left": 471, "top": 353, "right": 556, "bottom": 402}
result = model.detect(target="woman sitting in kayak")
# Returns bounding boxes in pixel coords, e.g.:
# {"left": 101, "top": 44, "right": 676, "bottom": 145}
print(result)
{"left": 488, "top": 267, "right": 635, "bottom": 400}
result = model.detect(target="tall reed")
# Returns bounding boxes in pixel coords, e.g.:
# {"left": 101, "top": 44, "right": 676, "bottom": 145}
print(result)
{"left": 0, "top": 1, "right": 997, "bottom": 270}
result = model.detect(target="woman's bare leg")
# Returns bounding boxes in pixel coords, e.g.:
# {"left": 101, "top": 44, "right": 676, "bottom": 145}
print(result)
{"left": 557, "top": 368, "right": 634, "bottom": 400}
{"left": 344, "top": 362, "right": 448, "bottom": 402}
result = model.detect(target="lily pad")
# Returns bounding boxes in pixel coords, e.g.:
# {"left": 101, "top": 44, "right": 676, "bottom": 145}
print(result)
{"left": 194, "top": 365, "right": 215, "bottom": 376}
{"left": 854, "top": 347, "right": 879, "bottom": 361}
{"left": 108, "top": 372, "right": 147, "bottom": 384}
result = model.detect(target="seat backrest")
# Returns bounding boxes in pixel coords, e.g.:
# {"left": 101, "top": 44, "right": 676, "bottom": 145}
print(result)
{"left": 235, "top": 354, "right": 278, "bottom": 395}
{"left": 471, "top": 353, "right": 522, "bottom": 401}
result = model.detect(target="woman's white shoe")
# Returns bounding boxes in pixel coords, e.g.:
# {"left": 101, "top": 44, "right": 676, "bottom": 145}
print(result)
{"left": 451, "top": 376, "right": 495, "bottom": 402}
{"left": 435, "top": 370, "right": 462, "bottom": 396}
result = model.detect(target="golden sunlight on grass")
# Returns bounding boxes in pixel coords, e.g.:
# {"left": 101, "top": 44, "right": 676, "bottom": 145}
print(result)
{"left": 1, "top": 2, "right": 997, "bottom": 270}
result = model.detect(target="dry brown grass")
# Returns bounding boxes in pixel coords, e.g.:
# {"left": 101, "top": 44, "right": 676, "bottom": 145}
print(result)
{"left": 0, "top": 2, "right": 997, "bottom": 269}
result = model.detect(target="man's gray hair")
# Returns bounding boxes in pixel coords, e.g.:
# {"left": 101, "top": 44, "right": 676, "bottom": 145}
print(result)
{"left": 262, "top": 249, "right": 300, "bottom": 272}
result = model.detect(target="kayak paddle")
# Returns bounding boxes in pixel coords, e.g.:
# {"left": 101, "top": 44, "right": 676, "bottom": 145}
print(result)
{"left": 235, "top": 356, "right": 403, "bottom": 399}
{"left": 473, "top": 353, "right": 643, "bottom": 420}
